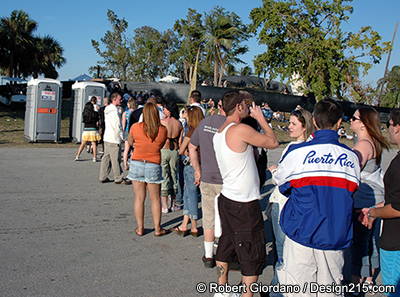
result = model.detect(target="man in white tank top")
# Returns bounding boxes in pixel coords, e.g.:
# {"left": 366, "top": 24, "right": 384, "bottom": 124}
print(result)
{"left": 213, "top": 91, "right": 279, "bottom": 297}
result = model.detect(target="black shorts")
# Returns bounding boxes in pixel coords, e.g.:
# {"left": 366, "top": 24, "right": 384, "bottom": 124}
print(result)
{"left": 215, "top": 193, "right": 266, "bottom": 276}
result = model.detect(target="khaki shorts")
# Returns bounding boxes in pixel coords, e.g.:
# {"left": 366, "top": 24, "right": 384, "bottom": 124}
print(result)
{"left": 200, "top": 182, "right": 222, "bottom": 230}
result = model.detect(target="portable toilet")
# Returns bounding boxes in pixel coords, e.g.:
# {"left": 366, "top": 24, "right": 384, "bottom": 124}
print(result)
{"left": 71, "top": 81, "right": 106, "bottom": 143}
{"left": 24, "top": 78, "right": 62, "bottom": 142}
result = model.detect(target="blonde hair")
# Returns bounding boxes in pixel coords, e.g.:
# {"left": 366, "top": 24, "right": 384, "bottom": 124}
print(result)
{"left": 143, "top": 102, "right": 161, "bottom": 142}
{"left": 127, "top": 98, "right": 136, "bottom": 110}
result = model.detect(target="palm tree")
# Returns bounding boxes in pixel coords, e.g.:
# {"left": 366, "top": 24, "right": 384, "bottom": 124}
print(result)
{"left": 0, "top": 10, "right": 37, "bottom": 77}
{"left": 203, "top": 7, "right": 249, "bottom": 86}
{"left": 0, "top": 10, "right": 65, "bottom": 79}
{"left": 32, "top": 36, "right": 66, "bottom": 78}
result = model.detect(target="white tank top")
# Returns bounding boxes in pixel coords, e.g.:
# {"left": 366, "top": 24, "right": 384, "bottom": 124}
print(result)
{"left": 213, "top": 122, "right": 260, "bottom": 202}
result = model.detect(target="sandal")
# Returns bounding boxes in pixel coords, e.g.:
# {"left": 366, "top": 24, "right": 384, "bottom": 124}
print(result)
{"left": 171, "top": 226, "right": 189, "bottom": 237}
{"left": 190, "top": 230, "right": 200, "bottom": 237}
{"left": 135, "top": 227, "right": 144, "bottom": 236}
{"left": 154, "top": 228, "right": 170, "bottom": 237}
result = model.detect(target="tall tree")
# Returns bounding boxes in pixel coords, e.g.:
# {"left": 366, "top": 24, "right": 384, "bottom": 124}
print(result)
{"left": 130, "top": 26, "right": 177, "bottom": 81}
{"left": 32, "top": 36, "right": 66, "bottom": 78}
{"left": 0, "top": 10, "right": 65, "bottom": 78}
{"left": 203, "top": 7, "right": 249, "bottom": 86}
{"left": 91, "top": 10, "right": 132, "bottom": 80}
{"left": 250, "top": 0, "right": 390, "bottom": 100}
{"left": 0, "top": 10, "right": 36, "bottom": 77}
{"left": 173, "top": 9, "right": 205, "bottom": 84}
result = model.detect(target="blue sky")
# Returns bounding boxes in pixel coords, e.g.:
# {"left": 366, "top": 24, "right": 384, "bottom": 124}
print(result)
{"left": 2, "top": 0, "right": 399, "bottom": 86}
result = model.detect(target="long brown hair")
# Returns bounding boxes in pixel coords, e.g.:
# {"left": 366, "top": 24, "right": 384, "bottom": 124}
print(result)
{"left": 291, "top": 108, "right": 315, "bottom": 140}
{"left": 358, "top": 107, "right": 389, "bottom": 165}
{"left": 187, "top": 106, "right": 204, "bottom": 130}
{"left": 143, "top": 102, "right": 161, "bottom": 142}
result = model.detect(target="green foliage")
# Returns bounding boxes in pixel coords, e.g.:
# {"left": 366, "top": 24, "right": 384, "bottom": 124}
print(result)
{"left": 91, "top": 10, "right": 132, "bottom": 80}
{"left": 250, "top": 0, "right": 390, "bottom": 100}
{"left": 173, "top": 9, "right": 206, "bottom": 83}
{"left": 131, "top": 26, "right": 177, "bottom": 81}
{"left": 173, "top": 7, "right": 249, "bottom": 86}
{"left": 0, "top": 10, "right": 65, "bottom": 78}
{"left": 203, "top": 7, "right": 250, "bottom": 86}
{"left": 379, "top": 66, "right": 400, "bottom": 108}
{"left": 92, "top": 10, "right": 178, "bottom": 81}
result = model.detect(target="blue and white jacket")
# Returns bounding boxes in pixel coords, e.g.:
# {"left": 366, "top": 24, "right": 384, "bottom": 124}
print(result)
{"left": 274, "top": 130, "right": 360, "bottom": 250}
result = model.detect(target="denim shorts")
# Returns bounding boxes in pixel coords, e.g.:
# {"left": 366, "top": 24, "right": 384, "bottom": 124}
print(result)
{"left": 127, "top": 160, "right": 163, "bottom": 184}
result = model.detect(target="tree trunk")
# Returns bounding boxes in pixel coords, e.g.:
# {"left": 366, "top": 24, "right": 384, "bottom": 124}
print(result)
{"left": 183, "top": 62, "right": 188, "bottom": 83}
{"left": 189, "top": 65, "right": 193, "bottom": 85}
{"left": 188, "top": 47, "right": 200, "bottom": 102}
{"left": 213, "top": 55, "right": 218, "bottom": 87}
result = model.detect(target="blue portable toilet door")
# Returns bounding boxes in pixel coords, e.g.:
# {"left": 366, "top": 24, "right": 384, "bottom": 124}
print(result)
{"left": 36, "top": 82, "right": 60, "bottom": 140}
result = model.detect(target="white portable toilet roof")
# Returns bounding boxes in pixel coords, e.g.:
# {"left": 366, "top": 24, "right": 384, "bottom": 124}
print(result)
{"left": 28, "top": 78, "right": 62, "bottom": 87}
{"left": 72, "top": 81, "right": 106, "bottom": 90}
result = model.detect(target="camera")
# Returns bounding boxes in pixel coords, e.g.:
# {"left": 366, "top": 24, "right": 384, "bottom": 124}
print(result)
{"left": 182, "top": 156, "right": 190, "bottom": 166}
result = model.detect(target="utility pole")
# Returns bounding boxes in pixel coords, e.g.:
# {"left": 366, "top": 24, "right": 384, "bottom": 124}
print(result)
{"left": 377, "top": 22, "right": 398, "bottom": 106}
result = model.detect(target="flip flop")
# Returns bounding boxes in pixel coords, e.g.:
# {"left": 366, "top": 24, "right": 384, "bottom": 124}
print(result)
{"left": 171, "top": 226, "right": 189, "bottom": 237}
{"left": 135, "top": 228, "right": 144, "bottom": 236}
{"left": 154, "top": 228, "right": 170, "bottom": 237}
{"left": 190, "top": 230, "right": 199, "bottom": 237}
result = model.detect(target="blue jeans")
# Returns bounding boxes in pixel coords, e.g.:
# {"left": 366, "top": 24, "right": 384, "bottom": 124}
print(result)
{"left": 352, "top": 214, "right": 380, "bottom": 277}
{"left": 270, "top": 202, "right": 286, "bottom": 295}
{"left": 182, "top": 164, "right": 200, "bottom": 219}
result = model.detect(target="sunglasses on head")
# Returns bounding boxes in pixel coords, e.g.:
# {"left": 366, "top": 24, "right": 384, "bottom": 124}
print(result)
{"left": 386, "top": 121, "right": 393, "bottom": 128}
{"left": 291, "top": 109, "right": 304, "bottom": 119}
{"left": 350, "top": 116, "right": 361, "bottom": 121}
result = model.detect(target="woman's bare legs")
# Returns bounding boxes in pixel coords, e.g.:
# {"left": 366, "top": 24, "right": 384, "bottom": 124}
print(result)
{"left": 133, "top": 181, "right": 146, "bottom": 234}
{"left": 147, "top": 183, "right": 163, "bottom": 233}
{"left": 190, "top": 218, "right": 198, "bottom": 233}
{"left": 92, "top": 141, "right": 97, "bottom": 160}
{"left": 176, "top": 215, "right": 190, "bottom": 231}
{"left": 75, "top": 140, "right": 87, "bottom": 158}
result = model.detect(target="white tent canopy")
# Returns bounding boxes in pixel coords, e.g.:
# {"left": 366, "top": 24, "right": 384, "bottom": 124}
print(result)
{"left": 159, "top": 75, "right": 180, "bottom": 83}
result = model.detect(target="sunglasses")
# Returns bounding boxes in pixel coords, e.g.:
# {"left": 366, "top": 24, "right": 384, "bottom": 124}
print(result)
{"left": 386, "top": 121, "right": 393, "bottom": 128}
{"left": 291, "top": 109, "right": 305, "bottom": 120}
{"left": 350, "top": 116, "right": 361, "bottom": 122}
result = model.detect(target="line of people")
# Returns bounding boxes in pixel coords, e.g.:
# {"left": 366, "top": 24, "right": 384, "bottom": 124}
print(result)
{"left": 74, "top": 89, "right": 400, "bottom": 297}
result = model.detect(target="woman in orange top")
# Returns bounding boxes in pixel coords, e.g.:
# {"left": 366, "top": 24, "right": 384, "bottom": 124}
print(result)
{"left": 128, "top": 102, "right": 168, "bottom": 236}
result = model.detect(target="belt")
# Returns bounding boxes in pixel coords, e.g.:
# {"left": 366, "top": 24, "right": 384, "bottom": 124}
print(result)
{"left": 132, "top": 159, "right": 159, "bottom": 165}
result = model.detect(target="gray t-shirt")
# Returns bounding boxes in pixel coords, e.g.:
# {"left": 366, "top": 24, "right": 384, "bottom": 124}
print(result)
{"left": 190, "top": 115, "right": 225, "bottom": 184}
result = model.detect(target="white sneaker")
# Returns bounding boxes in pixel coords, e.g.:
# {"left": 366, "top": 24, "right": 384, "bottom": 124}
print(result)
{"left": 92, "top": 158, "right": 97, "bottom": 163}
{"left": 213, "top": 293, "right": 230, "bottom": 297}
{"left": 213, "top": 293, "right": 241, "bottom": 297}
{"left": 74, "top": 156, "right": 80, "bottom": 161}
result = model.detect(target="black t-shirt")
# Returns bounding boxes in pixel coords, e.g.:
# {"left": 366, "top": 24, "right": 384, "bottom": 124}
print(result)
{"left": 380, "top": 151, "right": 400, "bottom": 251}
{"left": 128, "top": 107, "right": 143, "bottom": 131}
{"left": 98, "top": 106, "right": 106, "bottom": 129}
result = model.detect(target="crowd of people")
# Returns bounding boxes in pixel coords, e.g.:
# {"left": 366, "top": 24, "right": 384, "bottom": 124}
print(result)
{"left": 74, "top": 88, "right": 400, "bottom": 297}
